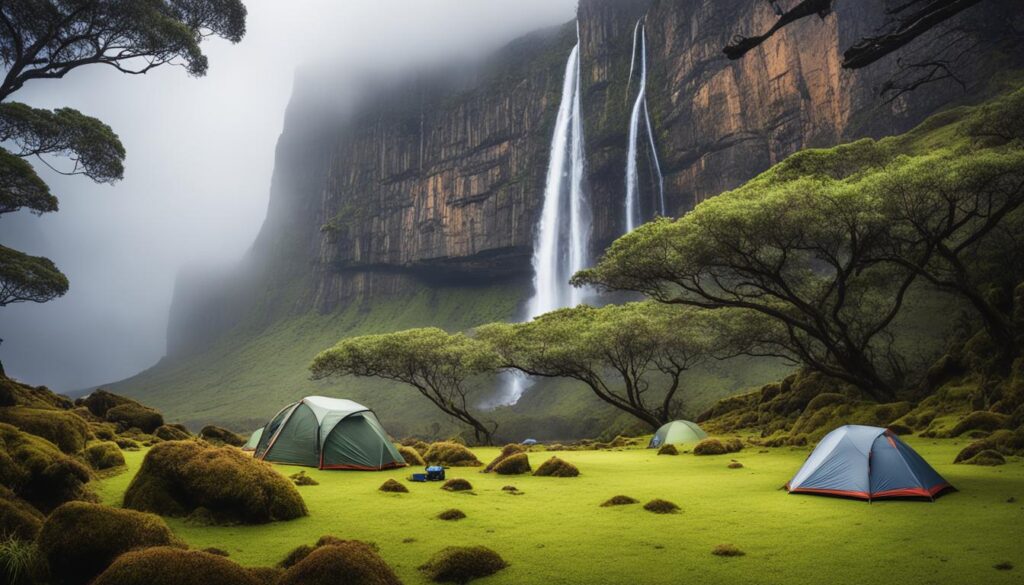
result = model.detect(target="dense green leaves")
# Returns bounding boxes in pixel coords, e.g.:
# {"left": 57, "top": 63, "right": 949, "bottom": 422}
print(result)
{"left": 0, "top": 149, "right": 54, "bottom": 214}
{"left": 0, "top": 245, "right": 69, "bottom": 306}
{"left": 311, "top": 328, "right": 498, "bottom": 444}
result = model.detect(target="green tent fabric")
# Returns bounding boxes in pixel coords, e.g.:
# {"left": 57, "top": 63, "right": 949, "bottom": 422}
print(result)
{"left": 648, "top": 420, "right": 708, "bottom": 448}
{"left": 254, "top": 396, "right": 405, "bottom": 470}
{"left": 241, "top": 427, "right": 263, "bottom": 451}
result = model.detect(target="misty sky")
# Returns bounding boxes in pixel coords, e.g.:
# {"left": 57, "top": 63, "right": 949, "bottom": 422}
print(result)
{"left": 0, "top": 0, "right": 577, "bottom": 392}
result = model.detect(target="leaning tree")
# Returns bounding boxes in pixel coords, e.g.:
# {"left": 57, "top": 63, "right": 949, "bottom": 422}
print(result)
{"left": 0, "top": 0, "right": 247, "bottom": 367}
{"left": 476, "top": 302, "right": 773, "bottom": 430}
{"left": 309, "top": 328, "right": 500, "bottom": 445}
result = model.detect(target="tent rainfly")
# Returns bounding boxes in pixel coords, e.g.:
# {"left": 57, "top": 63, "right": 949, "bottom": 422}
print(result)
{"left": 253, "top": 396, "right": 405, "bottom": 470}
{"left": 648, "top": 420, "right": 707, "bottom": 448}
{"left": 241, "top": 427, "right": 263, "bottom": 451}
{"left": 787, "top": 425, "right": 953, "bottom": 501}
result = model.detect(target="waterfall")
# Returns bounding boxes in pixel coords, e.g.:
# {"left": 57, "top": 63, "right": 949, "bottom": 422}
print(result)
{"left": 624, "top": 20, "right": 664, "bottom": 233}
{"left": 494, "top": 37, "right": 590, "bottom": 408}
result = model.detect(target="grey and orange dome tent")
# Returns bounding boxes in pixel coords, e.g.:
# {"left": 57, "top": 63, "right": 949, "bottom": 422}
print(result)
{"left": 787, "top": 425, "right": 953, "bottom": 501}
{"left": 253, "top": 396, "right": 405, "bottom": 470}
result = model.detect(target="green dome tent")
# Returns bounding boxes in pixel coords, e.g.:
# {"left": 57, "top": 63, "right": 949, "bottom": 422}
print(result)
{"left": 253, "top": 396, "right": 405, "bottom": 470}
{"left": 648, "top": 420, "right": 707, "bottom": 448}
{"left": 241, "top": 427, "right": 263, "bottom": 451}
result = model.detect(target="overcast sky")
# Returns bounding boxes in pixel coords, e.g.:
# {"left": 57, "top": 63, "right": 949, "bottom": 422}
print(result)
{"left": 0, "top": 0, "right": 577, "bottom": 392}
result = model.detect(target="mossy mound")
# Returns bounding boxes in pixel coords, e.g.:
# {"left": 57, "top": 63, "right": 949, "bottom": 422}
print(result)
{"left": 963, "top": 449, "right": 1007, "bottom": 466}
{"left": 441, "top": 478, "right": 473, "bottom": 492}
{"left": 77, "top": 390, "right": 134, "bottom": 418}
{"left": 105, "top": 402, "right": 164, "bottom": 434}
{"left": 84, "top": 441, "right": 125, "bottom": 470}
{"left": 643, "top": 499, "right": 680, "bottom": 514}
{"left": 0, "top": 423, "right": 94, "bottom": 512}
{"left": 37, "top": 502, "right": 181, "bottom": 585}
{"left": 92, "top": 547, "right": 260, "bottom": 585}
{"left": 289, "top": 471, "right": 319, "bottom": 486}
{"left": 199, "top": 425, "right": 246, "bottom": 446}
{"left": 418, "top": 546, "right": 507, "bottom": 584}
{"left": 600, "top": 495, "right": 639, "bottom": 507}
{"left": 379, "top": 479, "right": 409, "bottom": 493}
{"left": 123, "top": 440, "right": 307, "bottom": 524}
{"left": 278, "top": 544, "right": 315, "bottom": 569}
{"left": 398, "top": 445, "right": 425, "bottom": 466}
{"left": 954, "top": 428, "right": 1024, "bottom": 463}
{"left": 423, "top": 442, "right": 482, "bottom": 467}
{"left": 0, "top": 486, "right": 44, "bottom": 540}
{"left": 533, "top": 456, "right": 579, "bottom": 477}
{"left": 154, "top": 424, "right": 191, "bottom": 441}
{"left": 484, "top": 444, "right": 525, "bottom": 472}
{"left": 947, "top": 411, "right": 1010, "bottom": 437}
{"left": 279, "top": 541, "right": 401, "bottom": 585}
{"left": 0, "top": 375, "right": 72, "bottom": 409}
{"left": 493, "top": 453, "right": 531, "bottom": 475}
{"left": 114, "top": 437, "right": 140, "bottom": 450}
{"left": 438, "top": 508, "right": 466, "bottom": 521}
{"left": 712, "top": 544, "right": 746, "bottom": 557}
{"left": 693, "top": 438, "right": 743, "bottom": 456}
{"left": 728, "top": 461, "right": 744, "bottom": 469}
{"left": 0, "top": 406, "right": 92, "bottom": 453}
{"left": 248, "top": 566, "right": 285, "bottom": 585}
{"left": 657, "top": 444, "right": 678, "bottom": 456}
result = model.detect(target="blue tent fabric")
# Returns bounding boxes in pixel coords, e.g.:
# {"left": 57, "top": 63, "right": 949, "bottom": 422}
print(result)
{"left": 787, "top": 425, "right": 953, "bottom": 500}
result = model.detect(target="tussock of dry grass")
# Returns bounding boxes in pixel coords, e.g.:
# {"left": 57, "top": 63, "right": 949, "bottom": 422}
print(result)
{"left": 424, "top": 442, "right": 482, "bottom": 467}
{"left": 379, "top": 479, "right": 409, "bottom": 493}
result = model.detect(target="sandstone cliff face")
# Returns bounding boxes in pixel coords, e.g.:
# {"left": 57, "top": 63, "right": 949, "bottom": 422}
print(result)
{"left": 169, "top": 0, "right": 1018, "bottom": 351}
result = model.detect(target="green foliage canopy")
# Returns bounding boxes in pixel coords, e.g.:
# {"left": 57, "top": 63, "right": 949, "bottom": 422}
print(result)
{"left": 0, "top": 245, "right": 68, "bottom": 306}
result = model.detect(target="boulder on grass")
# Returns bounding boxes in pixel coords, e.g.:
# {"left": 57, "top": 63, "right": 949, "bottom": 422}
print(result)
{"left": 418, "top": 546, "right": 507, "bottom": 584}
{"left": 0, "top": 423, "right": 94, "bottom": 512}
{"left": 279, "top": 541, "right": 401, "bottom": 585}
{"left": 533, "top": 456, "right": 579, "bottom": 477}
{"left": 84, "top": 441, "right": 125, "bottom": 470}
{"left": 199, "top": 425, "right": 246, "bottom": 446}
{"left": 37, "top": 502, "right": 181, "bottom": 585}
{"left": 423, "top": 442, "right": 482, "bottom": 467}
{"left": 92, "top": 547, "right": 260, "bottom": 585}
{"left": 123, "top": 440, "right": 306, "bottom": 524}
{"left": 0, "top": 406, "right": 92, "bottom": 453}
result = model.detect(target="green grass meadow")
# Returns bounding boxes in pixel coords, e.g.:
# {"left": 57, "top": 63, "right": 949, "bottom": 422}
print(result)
{"left": 96, "top": 439, "right": 1024, "bottom": 585}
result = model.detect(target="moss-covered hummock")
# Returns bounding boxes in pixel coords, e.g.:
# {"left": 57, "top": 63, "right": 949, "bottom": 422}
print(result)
{"left": 91, "top": 547, "right": 260, "bottom": 585}
{"left": 693, "top": 438, "right": 743, "bottom": 456}
{"left": 600, "top": 495, "right": 638, "bottom": 507}
{"left": 0, "top": 423, "right": 94, "bottom": 512}
{"left": 441, "top": 478, "right": 473, "bottom": 492}
{"left": 643, "top": 499, "right": 680, "bottom": 514}
{"left": 105, "top": 402, "right": 164, "bottom": 434}
{"left": 484, "top": 444, "right": 525, "bottom": 472}
{"left": 418, "top": 546, "right": 507, "bottom": 584}
{"left": 279, "top": 541, "right": 401, "bottom": 585}
{"left": 492, "top": 452, "right": 531, "bottom": 475}
{"left": 0, "top": 486, "right": 44, "bottom": 540}
{"left": 84, "top": 441, "right": 126, "bottom": 470}
{"left": 123, "top": 440, "right": 306, "bottom": 524}
{"left": 199, "top": 425, "right": 246, "bottom": 446}
{"left": 423, "top": 442, "right": 482, "bottom": 467}
{"left": 153, "top": 424, "right": 191, "bottom": 441}
{"left": 37, "top": 502, "right": 181, "bottom": 585}
{"left": 533, "top": 456, "right": 579, "bottom": 477}
{"left": 398, "top": 445, "right": 425, "bottom": 466}
{"left": 0, "top": 406, "right": 92, "bottom": 453}
{"left": 379, "top": 479, "right": 408, "bottom": 493}
{"left": 437, "top": 508, "right": 466, "bottom": 521}
{"left": 657, "top": 444, "right": 678, "bottom": 456}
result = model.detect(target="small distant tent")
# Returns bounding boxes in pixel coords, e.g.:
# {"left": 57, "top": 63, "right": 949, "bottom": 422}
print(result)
{"left": 253, "top": 396, "right": 405, "bottom": 470}
{"left": 787, "top": 425, "right": 953, "bottom": 501}
{"left": 648, "top": 420, "right": 707, "bottom": 448}
{"left": 241, "top": 427, "right": 263, "bottom": 452}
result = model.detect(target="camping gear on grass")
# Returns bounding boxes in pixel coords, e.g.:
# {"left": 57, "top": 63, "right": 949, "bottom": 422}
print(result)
{"left": 254, "top": 396, "right": 405, "bottom": 470}
{"left": 522, "top": 438, "right": 538, "bottom": 445}
{"left": 241, "top": 427, "right": 263, "bottom": 451}
{"left": 648, "top": 420, "right": 707, "bottom": 448}
{"left": 409, "top": 466, "right": 446, "bottom": 482}
{"left": 787, "top": 425, "right": 953, "bottom": 501}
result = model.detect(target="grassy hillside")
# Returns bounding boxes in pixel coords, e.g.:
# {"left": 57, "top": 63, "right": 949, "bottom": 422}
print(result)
{"left": 95, "top": 442, "right": 1024, "bottom": 585}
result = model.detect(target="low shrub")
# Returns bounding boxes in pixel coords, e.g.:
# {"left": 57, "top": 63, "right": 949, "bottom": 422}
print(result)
{"left": 154, "top": 425, "right": 191, "bottom": 441}
{"left": 657, "top": 444, "right": 678, "bottom": 456}
{"left": 423, "top": 442, "right": 482, "bottom": 467}
{"left": 643, "top": 499, "right": 679, "bottom": 514}
{"left": 92, "top": 547, "right": 260, "bottom": 585}
{"left": 600, "top": 495, "right": 638, "bottom": 507}
{"left": 84, "top": 441, "right": 125, "bottom": 470}
{"left": 379, "top": 479, "right": 409, "bottom": 493}
{"left": 289, "top": 471, "right": 319, "bottom": 486}
{"left": 493, "top": 453, "right": 530, "bottom": 475}
{"left": 123, "top": 440, "right": 306, "bottom": 524}
{"left": 37, "top": 502, "right": 180, "bottom": 585}
{"left": 712, "top": 544, "right": 745, "bottom": 557}
{"left": 279, "top": 541, "right": 401, "bottom": 585}
{"left": 441, "top": 478, "right": 473, "bottom": 492}
{"left": 0, "top": 407, "right": 92, "bottom": 453}
{"left": 438, "top": 509, "right": 466, "bottom": 521}
{"left": 200, "top": 425, "right": 246, "bottom": 446}
{"left": 533, "top": 456, "right": 579, "bottom": 477}
{"left": 484, "top": 444, "right": 525, "bottom": 472}
{"left": 0, "top": 423, "right": 94, "bottom": 512}
{"left": 0, "top": 487, "right": 44, "bottom": 540}
{"left": 399, "top": 445, "right": 425, "bottom": 466}
{"left": 418, "top": 546, "right": 507, "bottom": 584}
{"left": 0, "top": 535, "right": 43, "bottom": 585}
{"left": 105, "top": 403, "right": 163, "bottom": 434}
